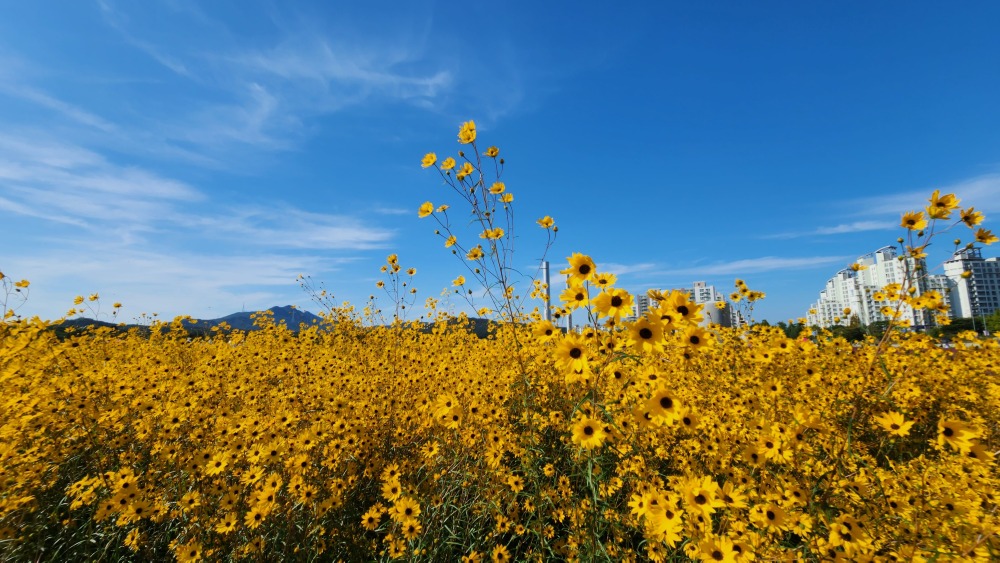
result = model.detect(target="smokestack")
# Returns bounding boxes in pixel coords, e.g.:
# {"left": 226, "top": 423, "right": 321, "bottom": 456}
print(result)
{"left": 541, "top": 260, "right": 551, "bottom": 321}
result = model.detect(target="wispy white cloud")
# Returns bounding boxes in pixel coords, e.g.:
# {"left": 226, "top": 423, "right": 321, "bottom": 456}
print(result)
{"left": 762, "top": 220, "right": 896, "bottom": 240}
{"left": 0, "top": 83, "right": 119, "bottom": 132}
{"left": 235, "top": 37, "right": 452, "bottom": 102}
{"left": 372, "top": 206, "right": 410, "bottom": 216}
{"left": 6, "top": 246, "right": 344, "bottom": 321}
{"left": 615, "top": 256, "right": 852, "bottom": 284}
{"left": 759, "top": 173, "right": 1000, "bottom": 241}
{"left": 671, "top": 256, "right": 853, "bottom": 276}
{"left": 178, "top": 207, "right": 394, "bottom": 251}
{"left": 601, "top": 262, "right": 658, "bottom": 276}
{"left": 0, "top": 133, "right": 202, "bottom": 234}
{"left": 91, "top": 1, "right": 456, "bottom": 157}
{"left": 0, "top": 132, "right": 395, "bottom": 250}
{"left": 0, "top": 132, "right": 394, "bottom": 320}
{"left": 851, "top": 173, "right": 1000, "bottom": 216}
{"left": 97, "top": 0, "right": 192, "bottom": 77}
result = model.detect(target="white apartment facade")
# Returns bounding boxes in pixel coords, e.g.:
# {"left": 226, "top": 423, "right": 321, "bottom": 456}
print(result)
{"left": 631, "top": 281, "right": 737, "bottom": 327}
{"left": 807, "top": 246, "right": 951, "bottom": 328}
{"left": 943, "top": 248, "right": 1000, "bottom": 319}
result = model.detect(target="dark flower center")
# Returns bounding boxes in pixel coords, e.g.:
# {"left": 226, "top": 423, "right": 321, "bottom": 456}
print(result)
{"left": 611, "top": 296, "right": 623, "bottom": 307}
{"left": 639, "top": 328, "right": 653, "bottom": 339}
{"left": 569, "top": 348, "right": 582, "bottom": 359}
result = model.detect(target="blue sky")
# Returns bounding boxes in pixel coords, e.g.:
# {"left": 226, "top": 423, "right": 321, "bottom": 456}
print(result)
{"left": 1, "top": 1, "right": 998, "bottom": 323}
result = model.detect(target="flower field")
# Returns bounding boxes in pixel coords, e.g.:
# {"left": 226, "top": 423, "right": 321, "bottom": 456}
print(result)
{"left": 1, "top": 122, "right": 998, "bottom": 561}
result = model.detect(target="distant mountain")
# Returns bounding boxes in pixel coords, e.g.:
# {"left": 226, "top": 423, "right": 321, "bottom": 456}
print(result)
{"left": 47, "top": 307, "right": 502, "bottom": 340}
{"left": 47, "top": 305, "right": 324, "bottom": 338}
{"left": 182, "top": 305, "right": 323, "bottom": 332}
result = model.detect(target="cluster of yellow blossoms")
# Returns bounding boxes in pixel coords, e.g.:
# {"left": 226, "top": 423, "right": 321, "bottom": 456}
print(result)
{"left": 0, "top": 122, "right": 997, "bottom": 561}
{"left": 0, "top": 299, "right": 996, "bottom": 560}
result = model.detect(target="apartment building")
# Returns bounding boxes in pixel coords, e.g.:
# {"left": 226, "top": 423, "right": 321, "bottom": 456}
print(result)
{"left": 943, "top": 248, "right": 1000, "bottom": 319}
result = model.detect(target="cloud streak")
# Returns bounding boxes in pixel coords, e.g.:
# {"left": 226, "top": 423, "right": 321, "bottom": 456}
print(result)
{"left": 0, "top": 131, "right": 395, "bottom": 251}
{"left": 5, "top": 246, "right": 345, "bottom": 321}
{"left": 762, "top": 220, "right": 896, "bottom": 240}
{"left": 609, "top": 256, "right": 853, "bottom": 285}
{"left": 851, "top": 173, "right": 1000, "bottom": 216}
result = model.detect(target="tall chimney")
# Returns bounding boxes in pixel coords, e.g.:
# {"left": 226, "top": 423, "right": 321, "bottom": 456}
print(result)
{"left": 541, "top": 260, "right": 551, "bottom": 321}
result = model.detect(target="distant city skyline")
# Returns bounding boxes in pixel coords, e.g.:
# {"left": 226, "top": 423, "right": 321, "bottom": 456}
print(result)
{"left": 806, "top": 245, "right": 999, "bottom": 328}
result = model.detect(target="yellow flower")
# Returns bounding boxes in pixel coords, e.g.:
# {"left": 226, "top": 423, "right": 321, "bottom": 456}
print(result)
{"left": 458, "top": 120, "right": 476, "bottom": 144}
{"left": 975, "top": 228, "right": 998, "bottom": 245}
{"left": 532, "top": 319, "right": 558, "bottom": 341}
{"left": 441, "top": 157, "right": 456, "bottom": 170}
{"left": 500, "top": 193, "right": 513, "bottom": 203}
{"left": 489, "top": 182, "right": 505, "bottom": 194}
{"left": 506, "top": 474, "right": 525, "bottom": 493}
{"left": 571, "top": 417, "right": 607, "bottom": 450}
{"left": 485, "top": 146, "right": 499, "bottom": 157}
{"left": 960, "top": 207, "right": 984, "bottom": 227}
{"left": 900, "top": 211, "right": 927, "bottom": 231}
{"left": 480, "top": 227, "right": 504, "bottom": 239}
{"left": 390, "top": 496, "right": 421, "bottom": 523}
{"left": 173, "top": 539, "right": 204, "bottom": 563}
{"left": 456, "top": 161, "right": 475, "bottom": 181}
{"left": 88, "top": 293, "right": 99, "bottom": 302}
{"left": 927, "top": 189, "right": 960, "bottom": 219}
{"left": 537, "top": 216, "right": 555, "bottom": 229}
{"left": 561, "top": 253, "right": 596, "bottom": 285}
{"left": 466, "top": 246, "right": 485, "bottom": 260}
{"left": 453, "top": 276, "right": 465, "bottom": 286}
{"left": 592, "top": 287, "right": 633, "bottom": 319}
{"left": 436, "top": 204, "right": 449, "bottom": 212}
{"left": 629, "top": 315, "right": 664, "bottom": 354}
{"left": 874, "top": 411, "right": 914, "bottom": 437}
{"left": 682, "top": 325, "right": 712, "bottom": 350}
{"left": 418, "top": 201, "right": 434, "bottom": 218}
{"left": 421, "top": 152, "right": 437, "bottom": 168}
{"left": 647, "top": 387, "right": 680, "bottom": 422}
{"left": 559, "top": 285, "right": 589, "bottom": 310}
{"left": 73, "top": 295, "right": 84, "bottom": 305}
{"left": 593, "top": 272, "right": 616, "bottom": 288}
{"left": 444, "top": 235, "right": 457, "bottom": 248}
{"left": 938, "top": 418, "right": 977, "bottom": 452}
{"left": 682, "top": 476, "right": 725, "bottom": 518}
{"left": 554, "top": 332, "right": 589, "bottom": 373}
